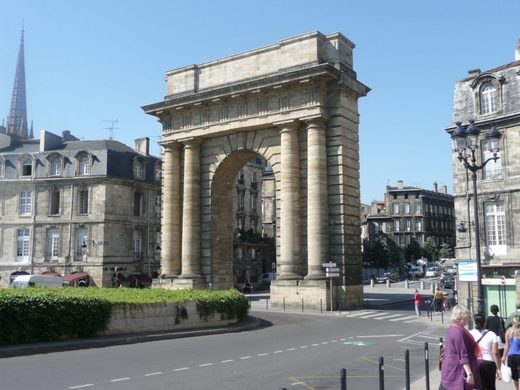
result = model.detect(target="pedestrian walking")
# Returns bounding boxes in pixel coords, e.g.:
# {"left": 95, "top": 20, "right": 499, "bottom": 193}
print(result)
{"left": 502, "top": 315, "right": 520, "bottom": 390}
{"left": 414, "top": 289, "right": 422, "bottom": 317}
{"left": 487, "top": 304, "right": 506, "bottom": 357}
{"left": 439, "top": 304, "right": 480, "bottom": 389}
{"left": 470, "top": 313, "right": 502, "bottom": 390}
{"left": 506, "top": 304, "right": 520, "bottom": 330}
{"left": 434, "top": 287, "right": 444, "bottom": 312}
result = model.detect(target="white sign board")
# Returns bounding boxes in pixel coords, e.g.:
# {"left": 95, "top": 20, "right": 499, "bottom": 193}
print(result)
{"left": 326, "top": 272, "right": 340, "bottom": 277}
{"left": 458, "top": 260, "right": 478, "bottom": 282}
{"left": 326, "top": 267, "right": 340, "bottom": 273}
{"left": 322, "top": 262, "right": 337, "bottom": 268}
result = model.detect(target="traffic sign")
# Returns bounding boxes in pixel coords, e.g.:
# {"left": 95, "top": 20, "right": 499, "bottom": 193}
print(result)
{"left": 326, "top": 272, "right": 340, "bottom": 277}
{"left": 322, "top": 262, "right": 337, "bottom": 268}
{"left": 326, "top": 267, "right": 340, "bottom": 272}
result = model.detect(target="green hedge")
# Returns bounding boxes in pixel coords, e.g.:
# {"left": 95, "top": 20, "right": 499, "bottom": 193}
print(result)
{"left": 0, "top": 288, "right": 249, "bottom": 345}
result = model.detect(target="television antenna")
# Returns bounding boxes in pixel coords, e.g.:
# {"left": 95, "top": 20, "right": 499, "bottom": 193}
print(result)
{"left": 103, "top": 119, "right": 119, "bottom": 140}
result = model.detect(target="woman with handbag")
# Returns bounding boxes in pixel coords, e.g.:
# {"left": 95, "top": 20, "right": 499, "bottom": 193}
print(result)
{"left": 440, "top": 304, "right": 480, "bottom": 389}
{"left": 470, "top": 313, "right": 502, "bottom": 389}
{"left": 502, "top": 315, "right": 520, "bottom": 390}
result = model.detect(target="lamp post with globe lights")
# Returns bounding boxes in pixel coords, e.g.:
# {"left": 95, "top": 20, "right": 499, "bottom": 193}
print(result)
{"left": 450, "top": 120, "right": 501, "bottom": 315}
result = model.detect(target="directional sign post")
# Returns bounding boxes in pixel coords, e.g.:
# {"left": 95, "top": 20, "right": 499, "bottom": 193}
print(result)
{"left": 322, "top": 262, "right": 340, "bottom": 311}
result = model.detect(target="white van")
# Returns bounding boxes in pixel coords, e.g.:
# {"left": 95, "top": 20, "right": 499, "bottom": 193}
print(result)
{"left": 11, "top": 275, "right": 64, "bottom": 288}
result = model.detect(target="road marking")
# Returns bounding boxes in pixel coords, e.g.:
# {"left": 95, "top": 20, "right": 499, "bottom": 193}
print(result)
{"left": 321, "top": 341, "right": 329, "bottom": 345}
{"left": 287, "top": 347, "right": 296, "bottom": 351}
{"left": 389, "top": 315, "right": 418, "bottom": 322}
{"left": 346, "top": 311, "right": 376, "bottom": 317}
{"left": 374, "top": 313, "right": 405, "bottom": 320}
{"left": 174, "top": 367, "right": 190, "bottom": 372}
{"left": 311, "top": 343, "right": 320, "bottom": 346}
{"left": 299, "top": 345, "right": 308, "bottom": 349}
{"left": 240, "top": 356, "right": 252, "bottom": 360}
{"left": 358, "top": 312, "right": 390, "bottom": 318}
{"left": 69, "top": 385, "right": 94, "bottom": 389}
{"left": 110, "top": 377, "right": 130, "bottom": 382}
{"left": 355, "top": 334, "right": 404, "bottom": 338}
{"left": 199, "top": 363, "right": 213, "bottom": 367}
{"left": 257, "top": 353, "right": 268, "bottom": 357}
{"left": 221, "top": 359, "right": 234, "bottom": 363}
{"left": 273, "top": 350, "right": 283, "bottom": 354}
{"left": 144, "top": 372, "right": 163, "bottom": 376}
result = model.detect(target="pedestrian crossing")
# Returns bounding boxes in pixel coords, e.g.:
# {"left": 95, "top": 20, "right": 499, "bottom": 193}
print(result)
{"left": 343, "top": 310, "right": 419, "bottom": 323}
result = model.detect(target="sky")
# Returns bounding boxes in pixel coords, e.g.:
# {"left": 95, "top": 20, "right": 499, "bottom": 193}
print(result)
{"left": 2, "top": 0, "right": 520, "bottom": 204}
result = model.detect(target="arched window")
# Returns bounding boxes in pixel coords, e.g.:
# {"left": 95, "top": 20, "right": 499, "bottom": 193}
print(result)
{"left": 50, "top": 156, "right": 62, "bottom": 176}
{"left": 78, "top": 155, "right": 90, "bottom": 175}
{"left": 480, "top": 82, "right": 498, "bottom": 114}
{"left": 134, "top": 159, "right": 144, "bottom": 180}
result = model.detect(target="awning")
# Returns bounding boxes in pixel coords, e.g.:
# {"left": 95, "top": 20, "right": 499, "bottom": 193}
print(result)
{"left": 64, "top": 272, "right": 89, "bottom": 283}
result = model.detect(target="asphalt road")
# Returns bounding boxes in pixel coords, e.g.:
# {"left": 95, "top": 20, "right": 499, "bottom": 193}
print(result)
{"left": 0, "top": 310, "right": 445, "bottom": 390}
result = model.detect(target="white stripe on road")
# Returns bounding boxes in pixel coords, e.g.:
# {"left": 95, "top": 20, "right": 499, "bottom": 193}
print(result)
{"left": 144, "top": 372, "right": 163, "bottom": 376}
{"left": 69, "top": 385, "right": 94, "bottom": 389}
{"left": 374, "top": 313, "right": 406, "bottom": 320}
{"left": 221, "top": 359, "right": 234, "bottom": 363}
{"left": 389, "top": 315, "right": 419, "bottom": 322}
{"left": 346, "top": 311, "right": 376, "bottom": 317}
{"left": 240, "top": 356, "right": 252, "bottom": 360}
{"left": 174, "top": 367, "right": 190, "bottom": 372}
{"left": 199, "top": 363, "right": 213, "bottom": 367}
{"left": 110, "top": 378, "right": 130, "bottom": 382}
{"left": 358, "top": 312, "right": 390, "bottom": 318}
{"left": 257, "top": 353, "right": 268, "bottom": 357}
{"left": 355, "top": 334, "right": 405, "bottom": 338}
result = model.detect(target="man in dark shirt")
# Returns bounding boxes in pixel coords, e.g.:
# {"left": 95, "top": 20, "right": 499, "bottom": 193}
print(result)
{"left": 486, "top": 304, "right": 505, "bottom": 356}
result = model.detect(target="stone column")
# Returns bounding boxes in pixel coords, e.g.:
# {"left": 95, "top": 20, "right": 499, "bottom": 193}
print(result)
{"left": 161, "top": 142, "right": 182, "bottom": 276}
{"left": 277, "top": 120, "right": 302, "bottom": 279}
{"left": 180, "top": 138, "right": 201, "bottom": 278}
{"left": 306, "top": 118, "right": 328, "bottom": 279}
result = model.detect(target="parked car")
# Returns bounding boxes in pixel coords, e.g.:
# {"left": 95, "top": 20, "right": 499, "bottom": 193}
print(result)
{"left": 425, "top": 266, "right": 440, "bottom": 278}
{"left": 408, "top": 264, "right": 425, "bottom": 278}
{"left": 376, "top": 272, "right": 400, "bottom": 283}
{"left": 445, "top": 265, "right": 457, "bottom": 274}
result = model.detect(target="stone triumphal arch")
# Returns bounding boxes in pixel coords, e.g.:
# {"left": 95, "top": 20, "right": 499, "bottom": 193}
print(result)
{"left": 143, "top": 32, "right": 369, "bottom": 309}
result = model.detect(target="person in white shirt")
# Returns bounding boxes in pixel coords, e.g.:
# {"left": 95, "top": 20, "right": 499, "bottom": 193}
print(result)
{"left": 470, "top": 313, "right": 502, "bottom": 390}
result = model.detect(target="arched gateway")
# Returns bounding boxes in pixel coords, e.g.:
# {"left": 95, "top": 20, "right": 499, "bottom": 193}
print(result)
{"left": 143, "top": 32, "right": 369, "bottom": 310}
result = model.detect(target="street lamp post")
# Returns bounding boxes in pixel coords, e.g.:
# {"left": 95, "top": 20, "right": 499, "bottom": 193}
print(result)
{"left": 451, "top": 120, "right": 501, "bottom": 315}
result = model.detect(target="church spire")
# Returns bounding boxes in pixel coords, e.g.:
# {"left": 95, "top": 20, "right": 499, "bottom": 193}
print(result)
{"left": 6, "top": 26, "right": 29, "bottom": 139}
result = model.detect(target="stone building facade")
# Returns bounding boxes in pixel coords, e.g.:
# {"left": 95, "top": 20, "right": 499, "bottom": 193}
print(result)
{"left": 0, "top": 131, "right": 161, "bottom": 287}
{"left": 361, "top": 181, "right": 455, "bottom": 262}
{"left": 446, "top": 40, "right": 520, "bottom": 311}
{"left": 144, "top": 31, "right": 369, "bottom": 310}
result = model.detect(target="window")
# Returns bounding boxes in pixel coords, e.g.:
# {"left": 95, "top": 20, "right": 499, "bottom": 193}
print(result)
{"left": 133, "top": 191, "right": 143, "bottom": 217}
{"left": 415, "top": 202, "right": 422, "bottom": 214}
{"left": 392, "top": 203, "right": 399, "bottom": 214}
{"left": 403, "top": 202, "right": 410, "bottom": 214}
{"left": 154, "top": 194, "right": 161, "bottom": 217}
{"left": 20, "top": 191, "right": 32, "bottom": 215}
{"left": 394, "top": 220, "right": 400, "bottom": 232}
{"left": 75, "top": 227, "right": 88, "bottom": 260}
{"left": 22, "top": 159, "right": 32, "bottom": 176}
{"left": 405, "top": 235, "right": 411, "bottom": 245}
{"left": 485, "top": 202, "right": 506, "bottom": 254}
{"left": 78, "top": 188, "right": 89, "bottom": 214}
{"left": 50, "top": 156, "right": 61, "bottom": 176}
{"left": 45, "top": 228, "right": 60, "bottom": 261}
{"left": 482, "top": 139, "right": 502, "bottom": 180}
{"left": 480, "top": 82, "right": 498, "bottom": 114}
{"left": 49, "top": 188, "right": 60, "bottom": 215}
{"left": 154, "top": 163, "right": 161, "bottom": 182}
{"left": 134, "top": 160, "right": 144, "bottom": 180}
{"left": 394, "top": 234, "right": 401, "bottom": 246}
{"left": 251, "top": 193, "right": 258, "bottom": 212}
{"left": 133, "top": 230, "right": 142, "bottom": 261}
{"left": 16, "top": 228, "right": 30, "bottom": 261}
{"left": 405, "top": 219, "right": 411, "bottom": 231}
{"left": 415, "top": 219, "right": 422, "bottom": 231}
{"left": 252, "top": 172, "right": 257, "bottom": 184}
{"left": 78, "top": 155, "right": 90, "bottom": 175}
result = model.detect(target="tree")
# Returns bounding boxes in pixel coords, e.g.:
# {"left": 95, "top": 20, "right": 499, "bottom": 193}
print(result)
{"left": 423, "top": 237, "right": 439, "bottom": 262}
{"left": 404, "top": 238, "right": 423, "bottom": 262}
{"left": 386, "top": 238, "right": 403, "bottom": 268}
{"left": 367, "top": 238, "right": 389, "bottom": 268}
{"left": 439, "top": 243, "right": 454, "bottom": 259}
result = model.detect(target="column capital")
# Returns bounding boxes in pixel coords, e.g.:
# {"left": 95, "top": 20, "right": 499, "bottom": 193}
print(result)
{"left": 162, "top": 140, "right": 181, "bottom": 151}
{"left": 302, "top": 116, "right": 327, "bottom": 128}
{"left": 180, "top": 137, "right": 202, "bottom": 149}
{"left": 274, "top": 119, "right": 300, "bottom": 133}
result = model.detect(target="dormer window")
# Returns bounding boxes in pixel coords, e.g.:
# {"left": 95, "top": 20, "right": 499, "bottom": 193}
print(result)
{"left": 480, "top": 81, "right": 498, "bottom": 114}
{"left": 49, "top": 155, "right": 62, "bottom": 176}
{"left": 22, "top": 159, "right": 32, "bottom": 177}
{"left": 134, "top": 159, "right": 145, "bottom": 180}
{"left": 78, "top": 154, "right": 91, "bottom": 175}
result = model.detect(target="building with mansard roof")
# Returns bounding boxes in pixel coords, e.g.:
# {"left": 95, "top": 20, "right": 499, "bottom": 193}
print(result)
{"left": 0, "top": 131, "right": 161, "bottom": 287}
{"left": 446, "top": 40, "right": 520, "bottom": 312}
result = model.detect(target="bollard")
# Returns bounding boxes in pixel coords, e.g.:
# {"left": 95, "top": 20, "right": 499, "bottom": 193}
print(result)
{"left": 430, "top": 282, "right": 435, "bottom": 294}
{"left": 386, "top": 279, "right": 390, "bottom": 288}
{"left": 441, "top": 309, "right": 444, "bottom": 324}
{"left": 420, "top": 280, "right": 425, "bottom": 290}
{"left": 439, "top": 337, "right": 443, "bottom": 371}
{"left": 405, "top": 349, "right": 410, "bottom": 390}
{"left": 405, "top": 279, "right": 409, "bottom": 289}
{"left": 424, "top": 342, "right": 430, "bottom": 390}
{"left": 266, "top": 297, "right": 269, "bottom": 310}
{"left": 378, "top": 356, "right": 384, "bottom": 390}
{"left": 370, "top": 279, "right": 374, "bottom": 287}
{"left": 340, "top": 368, "right": 346, "bottom": 390}
{"left": 302, "top": 298, "right": 304, "bottom": 312}
{"left": 283, "top": 297, "right": 286, "bottom": 312}
{"left": 320, "top": 299, "right": 323, "bottom": 314}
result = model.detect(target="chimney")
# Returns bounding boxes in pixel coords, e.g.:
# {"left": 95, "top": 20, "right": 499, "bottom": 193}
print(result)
{"left": 135, "top": 137, "right": 150, "bottom": 156}
{"left": 442, "top": 185, "right": 448, "bottom": 194}
{"left": 433, "top": 181, "right": 438, "bottom": 192}
{"left": 397, "top": 180, "right": 404, "bottom": 189}
{"left": 516, "top": 39, "right": 520, "bottom": 61}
